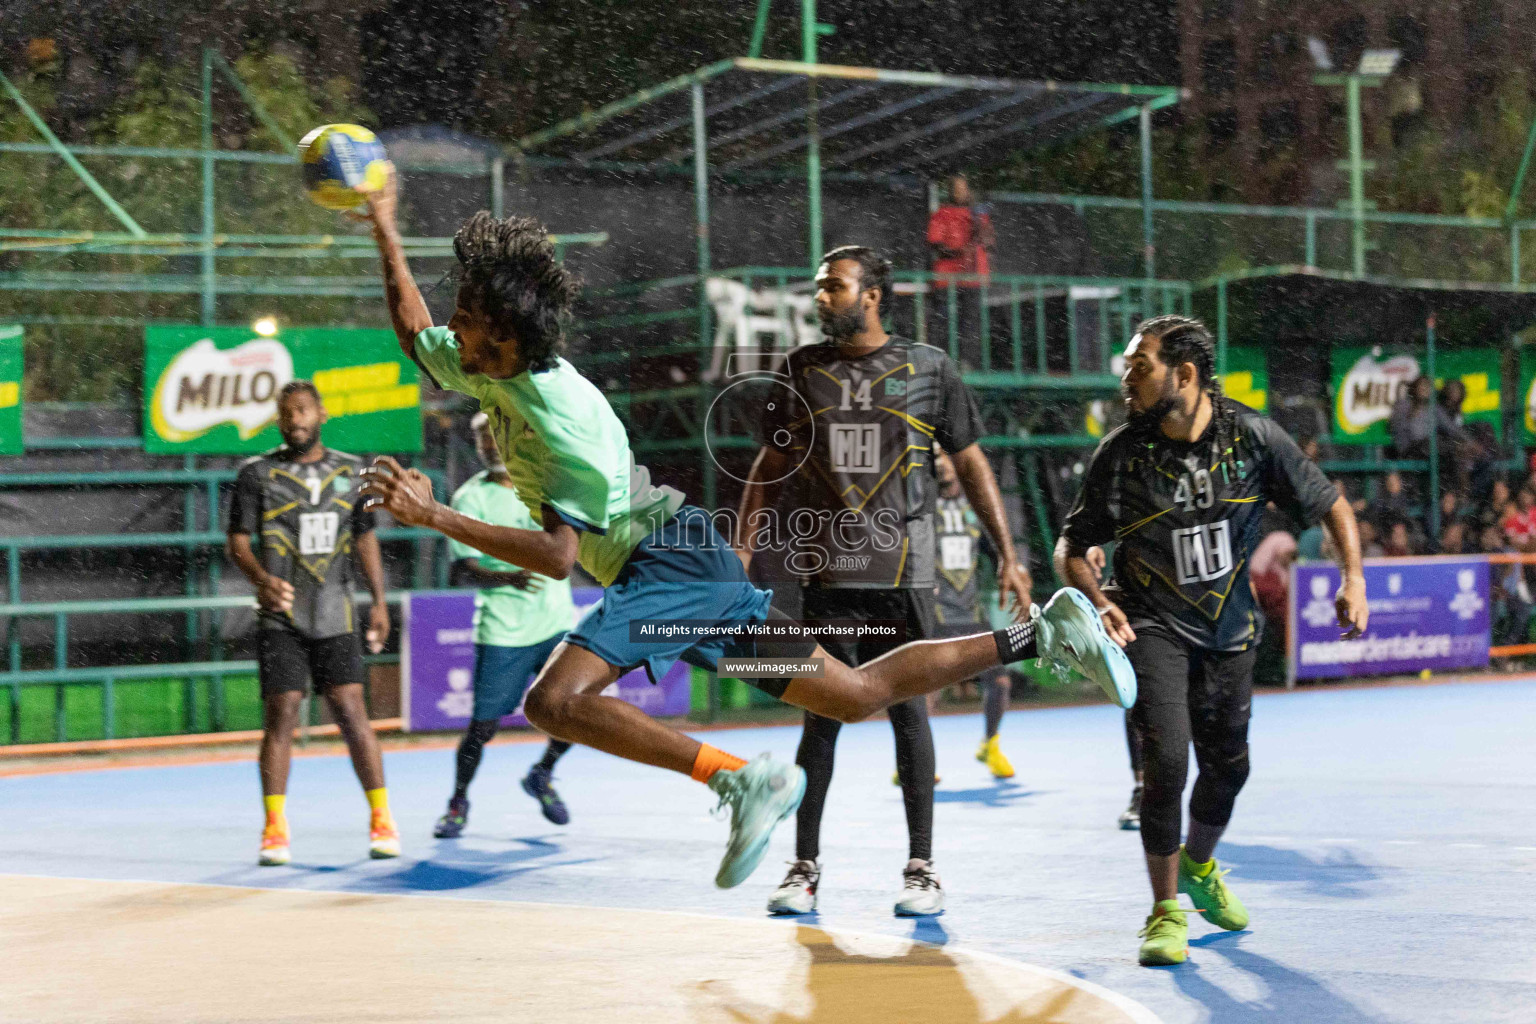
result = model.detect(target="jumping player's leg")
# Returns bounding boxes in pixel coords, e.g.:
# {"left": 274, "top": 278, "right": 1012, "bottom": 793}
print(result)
{"left": 523, "top": 641, "right": 793, "bottom": 889}
{"left": 523, "top": 642, "right": 712, "bottom": 775}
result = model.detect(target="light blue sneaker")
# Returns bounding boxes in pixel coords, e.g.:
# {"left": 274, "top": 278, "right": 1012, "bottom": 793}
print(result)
{"left": 708, "top": 754, "right": 806, "bottom": 889}
{"left": 1037, "top": 588, "right": 1137, "bottom": 708}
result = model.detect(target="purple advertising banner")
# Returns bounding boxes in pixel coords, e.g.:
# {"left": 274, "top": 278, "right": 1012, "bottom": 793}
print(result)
{"left": 403, "top": 587, "right": 692, "bottom": 732}
{"left": 1289, "top": 556, "right": 1490, "bottom": 682}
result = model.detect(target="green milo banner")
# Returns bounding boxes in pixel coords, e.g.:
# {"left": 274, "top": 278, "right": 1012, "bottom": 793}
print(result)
{"left": 1220, "top": 347, "right": 1267, "bottom": 414}
{"left": 0, "top": 325, "right": 21, "bottom": 456}
{"left": 1515, "top": 349, "right": 1536, "bottom": 442}
{"left": 144, "top": 326, "right": 422, "bottom": 454}
{"left": 1331, "top": 347, "right": 1501, "bottom": 445}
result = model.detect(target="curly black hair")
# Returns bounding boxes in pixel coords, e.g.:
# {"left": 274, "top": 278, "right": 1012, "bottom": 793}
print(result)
{"left": 453, "top": 211, "right": 579, "bottom": 373}
{"left": 1135, "top": 313, "right": 1242, "bottom": 473}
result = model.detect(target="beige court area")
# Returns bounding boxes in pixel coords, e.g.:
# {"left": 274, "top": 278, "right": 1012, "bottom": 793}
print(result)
{"left": 1, "top": 874, "right": 1158, "bottom": 1024}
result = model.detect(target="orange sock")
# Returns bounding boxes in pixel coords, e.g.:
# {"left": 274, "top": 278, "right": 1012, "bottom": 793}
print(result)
{"left": 690, "top": 744, "right": 747, "bottom": 783}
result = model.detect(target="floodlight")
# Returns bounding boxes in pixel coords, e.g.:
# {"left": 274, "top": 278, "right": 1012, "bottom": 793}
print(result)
{"left": 252, "top": 316, "right": 278, "bottom": 337}
{"left": 1357, "top": 49, "right": 1401, "bottom": 77}
{"left": 1307, "top": 37, "right": 1333, "bottom": 72}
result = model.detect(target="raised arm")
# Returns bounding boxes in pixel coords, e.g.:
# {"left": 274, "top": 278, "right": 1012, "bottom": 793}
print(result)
{"left": 358, "top": 166, "right": 433, "bottom": 358}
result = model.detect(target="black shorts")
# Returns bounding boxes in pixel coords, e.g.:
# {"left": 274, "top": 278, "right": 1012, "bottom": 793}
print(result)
{"left": 257, "top": 628, "right": 366, "bottom": 697}
{"left": 801, "top": 586, "right": 937, "bottom": 668}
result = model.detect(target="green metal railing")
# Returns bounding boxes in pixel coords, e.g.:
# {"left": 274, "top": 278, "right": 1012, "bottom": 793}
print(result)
{"left": 0, "top": 590, "right": 407, "bottom": 744}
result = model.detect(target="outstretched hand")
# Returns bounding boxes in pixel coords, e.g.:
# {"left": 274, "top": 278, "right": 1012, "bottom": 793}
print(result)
{"left": 350, "top": 161, "right": 398, "bottom": 229}
{"left": 359, "top": 455, "right": 437, "bottom": 527}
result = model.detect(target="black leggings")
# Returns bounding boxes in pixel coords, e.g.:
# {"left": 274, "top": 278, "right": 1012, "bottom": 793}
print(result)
{"left": 1124, "top": 625, "right": 1255, "bottom": 856}
{"left": 795, "top": 587, "right": 937, "bottom": 863}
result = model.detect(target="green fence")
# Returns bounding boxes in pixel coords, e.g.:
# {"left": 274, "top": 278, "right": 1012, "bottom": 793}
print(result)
{"left": 0, "top": 591, "right": 407, "bottom": 745}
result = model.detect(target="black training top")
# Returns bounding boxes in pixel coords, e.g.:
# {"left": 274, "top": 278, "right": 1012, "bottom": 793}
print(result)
{"left": 228, "top": 446, "right": 377, "bottom": 639}
{"left": 759, "top": 336, "right": 982, "bottom": 589}
{"left": 1061, "top": 397, "right": 1337, "bottom": 651}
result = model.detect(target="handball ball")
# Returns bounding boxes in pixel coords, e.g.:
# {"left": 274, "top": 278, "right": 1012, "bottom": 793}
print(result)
{"left": 299, "top": 124, "right": 388, "bottom": 210}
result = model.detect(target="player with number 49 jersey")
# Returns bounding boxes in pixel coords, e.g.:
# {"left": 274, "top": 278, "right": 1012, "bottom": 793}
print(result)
{"left": 1062, "top": 397, "right": 1337, "bottom": 652}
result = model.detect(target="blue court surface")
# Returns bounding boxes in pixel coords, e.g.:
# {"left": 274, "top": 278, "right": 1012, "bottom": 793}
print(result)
{"left": 4, "top": 677, "right": 1535, "bottom": 1023}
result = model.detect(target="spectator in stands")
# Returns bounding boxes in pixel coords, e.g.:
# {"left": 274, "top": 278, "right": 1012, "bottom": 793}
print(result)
{"left": 1366, "top": 470, "right": 1411, "bottom": 534}
{"left": 1389, "top": 375, "right": 1476, "bottom": 495}
{"left": 926, "top": 173, "right": 994, "bottom": 369}
{"left": 1501, "top": 486, "right": 1536, "bottom": 551}
{"left": 1382, "top": 521, "right": 1416, "bottom": 557}
{"left": 1332, "top": 476, "right": 1367, "bottom": 518}
{"left": 1485, "top": 522, "right": 1534, "bottom": 652}
{"left": 1356, "top": 519, "right": 1384, "bottom": 558}
{"left": 1438, "top": 519, "right": 1469, "bottom": 554}
{"left": 1478, "top": 478, "right": 1513, "bottom": 535}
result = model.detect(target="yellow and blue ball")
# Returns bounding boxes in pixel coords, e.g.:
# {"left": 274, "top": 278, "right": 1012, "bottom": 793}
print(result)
{"left": 299, "top": 124, "right": 388, "bottom": 210}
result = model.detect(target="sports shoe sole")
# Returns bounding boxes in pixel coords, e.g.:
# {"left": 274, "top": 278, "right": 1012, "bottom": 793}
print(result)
{"left": 258, "top": 847, "right": 291, "bottom": 867}
{"left": 716, "top": 767, "right": 807, "bottom": 889}
{"left": 767, "top": 894, "right": 818, "bottom": 916}
{"left": 1055, "top": 588, "right": 1137, "bottom": 708}
{"left": 893, "top": 899, "right": 946, "bottom": 918}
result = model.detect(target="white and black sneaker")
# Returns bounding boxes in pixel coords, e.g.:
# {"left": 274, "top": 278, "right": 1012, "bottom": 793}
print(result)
{"left": 767, "top": 859, "right": 820, "bottom": 915}
{"left": 1118, "top": 784, "right": 1143, "bottom": 830}
{"left": 893, "top": 859, "right": 945, "bottom": 917}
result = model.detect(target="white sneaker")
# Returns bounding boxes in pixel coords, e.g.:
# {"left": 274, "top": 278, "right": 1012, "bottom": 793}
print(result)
{"left": 767, "top": 859, "right": 820, "bottom": 915}
{"left": 893, "top": 860, "right": 945, "bottom": 917}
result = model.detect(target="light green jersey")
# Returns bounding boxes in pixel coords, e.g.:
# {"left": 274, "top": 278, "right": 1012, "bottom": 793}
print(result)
{"left": 449, "top": 471, "right": 575, "bottom": 647}
{"left": 415, "top": 327, "right": 684, "bottom": 586}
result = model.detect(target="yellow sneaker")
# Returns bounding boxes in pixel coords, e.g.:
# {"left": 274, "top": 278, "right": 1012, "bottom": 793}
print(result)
{"left": 369, "top": 812, "right": 401, "bottom": 859}
{"left": 976, "top": 736, "right": 1015, "bottom": 779}
{"left": 259, "top": 822, "right": 291, "bottom": 866}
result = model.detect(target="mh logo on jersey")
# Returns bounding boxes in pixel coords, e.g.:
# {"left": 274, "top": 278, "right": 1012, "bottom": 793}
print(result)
{"left": 1172, "top": 520, "right": 1233, "bottom": 584}
{"left": 830, "top": 424, "right": 880, "bottom": 474}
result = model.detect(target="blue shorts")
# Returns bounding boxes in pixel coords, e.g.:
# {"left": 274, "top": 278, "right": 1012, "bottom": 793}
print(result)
{"left": 471, "top": 633, "right": 565, "bottom": 722}
{"left": 564, "top": 506, "right": 774, "bottom": 685}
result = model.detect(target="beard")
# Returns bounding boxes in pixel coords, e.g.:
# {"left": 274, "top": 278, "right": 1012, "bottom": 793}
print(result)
{"left": 1125, "top": 375, "right": 1182, "bottom": 430}
{"left": 818, "top": 304, "right": 864, "bottom": 341}
{"left": 281, "top": 429, "right": 319, "bottom": 455}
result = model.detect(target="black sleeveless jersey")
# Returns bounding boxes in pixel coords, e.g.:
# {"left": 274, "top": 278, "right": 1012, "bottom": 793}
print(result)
{"left": 1061, "top": 399, "right": 1337, "bottom": 651}
{"left": 227, "top": 446, "right": 377, "bottom": 639}
{"left": 759, "top": 337, "right": 981, "bottom": 589}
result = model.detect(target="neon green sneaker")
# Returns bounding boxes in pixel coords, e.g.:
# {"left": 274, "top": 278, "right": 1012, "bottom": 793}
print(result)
{"left": 1137, "top": 900, "right": 1188, "bottom": 966}
{"left": 1178, "top": 847, "right": 1249, "bottom": 930}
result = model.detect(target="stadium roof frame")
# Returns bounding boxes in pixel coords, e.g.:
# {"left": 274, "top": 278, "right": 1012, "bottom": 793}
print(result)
{"left": 513, "top": 57, "right": 1184, "bottom": 280}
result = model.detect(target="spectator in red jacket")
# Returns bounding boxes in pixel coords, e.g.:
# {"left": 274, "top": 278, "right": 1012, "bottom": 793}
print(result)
{"left": 926, "top": 174, "right": 995, "bottom": 370}
{"left": 928, "top": 174, "right": 994, "bottom": 278}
